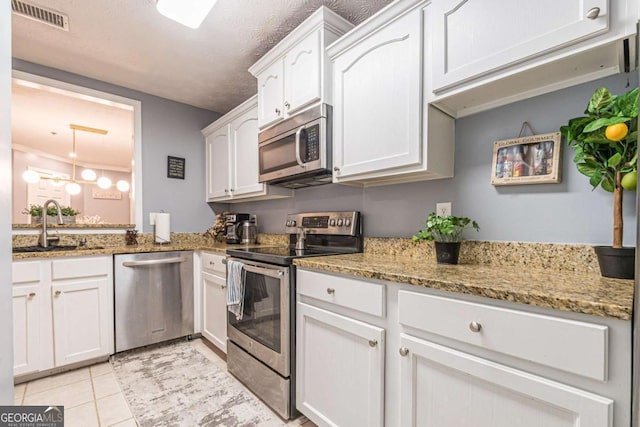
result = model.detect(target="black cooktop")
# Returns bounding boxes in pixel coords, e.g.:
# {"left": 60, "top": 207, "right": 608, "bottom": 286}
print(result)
{"left": 226, "top": 245, "right": 354, "bottom": 266}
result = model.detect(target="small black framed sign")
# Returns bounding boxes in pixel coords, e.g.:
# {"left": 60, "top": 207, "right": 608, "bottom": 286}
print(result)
{"left": 167, "top": 156, "right": 185, "bottom": 179}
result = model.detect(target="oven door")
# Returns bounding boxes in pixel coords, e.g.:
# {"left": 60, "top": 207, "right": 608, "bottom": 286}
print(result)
{"left": 258, "top": 117, "right": 325, "bottom": 183}
{"left": 227, "top": 258, "right": 290, "bottom": 377}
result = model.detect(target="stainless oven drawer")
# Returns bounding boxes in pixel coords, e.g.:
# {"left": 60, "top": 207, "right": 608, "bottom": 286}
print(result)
{"left": 227, "top": 340, "right": 290, "bottom": 420}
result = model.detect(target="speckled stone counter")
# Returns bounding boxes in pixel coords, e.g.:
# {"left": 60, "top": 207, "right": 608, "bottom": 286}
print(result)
{"left": 12, "top": 233, "right": 288, "bottom": 260}
{"left": 294, "top": 241, "right": 634, "bottom": 320}
{"left": 13, "top": 223, "right": 135, "bottom": 230}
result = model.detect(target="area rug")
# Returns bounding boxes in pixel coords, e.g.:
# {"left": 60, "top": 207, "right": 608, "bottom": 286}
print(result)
{"left": 111, "top": 340, "right": 285, "bottom": 427}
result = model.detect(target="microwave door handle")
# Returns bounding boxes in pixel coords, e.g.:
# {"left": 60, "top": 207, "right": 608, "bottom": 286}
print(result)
{"left": 295, "top": 126, "right": 306, "bottom": 168}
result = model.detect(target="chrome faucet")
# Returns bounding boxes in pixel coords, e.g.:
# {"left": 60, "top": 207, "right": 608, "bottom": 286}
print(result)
{"left": 40, "top": 199, "right": 64, "bottom": 248}
{"left": 295, "top": 226, "right": 306, "bottom": 251}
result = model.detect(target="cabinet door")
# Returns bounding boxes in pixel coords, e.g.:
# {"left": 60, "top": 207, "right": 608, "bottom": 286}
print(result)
{"left": 206, "top": 127, "right": 231, "bottom": 201}
{"left": 296, "top": 302, "right": 385, "bottom": 427}
{"left": 52, "top": 278, "right": 112, "bottom": 366}
{"left": 284, "top": 29, "right": 322, "bottom": 115}
{"left": 398, "top": 334, "right": 613, "bottom": 427}
{"left": 12, "top": 285, "right": 40, "bottom": 376}
{"left": 257, "top": 60, "right": 284, "bottom": 129}
{"left": 430, "top": 0, "right": 609, "bottom": 92}
{"left": 202, "top": 271, "right": 227, "bottom": 353}
{"left": 230, "top": 106, "right": 264, "bottom": 197}
{"left": 332, "top": 6, "right": 423, "bottom": 179}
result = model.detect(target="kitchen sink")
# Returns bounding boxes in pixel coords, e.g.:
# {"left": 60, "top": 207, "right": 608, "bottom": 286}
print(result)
{"left": 12, "top": 245, "right": 105, "bottom": 253}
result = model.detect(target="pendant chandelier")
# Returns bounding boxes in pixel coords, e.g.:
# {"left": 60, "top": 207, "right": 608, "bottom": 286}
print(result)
{"left": 22, "top": 124, "right": 130, "bottom": 195}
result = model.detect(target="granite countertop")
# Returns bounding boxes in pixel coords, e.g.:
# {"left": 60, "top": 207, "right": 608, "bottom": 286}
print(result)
{"left": 294, "top": 253, "right": 634, "bottom": 320}
{"left": 13, "top": 223, "right": 136, "bottom": 230}
{"left": 12, "top": 242, "right": 260, "bottom": 259}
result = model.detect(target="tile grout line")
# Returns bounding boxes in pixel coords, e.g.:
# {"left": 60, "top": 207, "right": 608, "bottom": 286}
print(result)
{"left": 89, "top": 367, "right": 103, "bottom": 427}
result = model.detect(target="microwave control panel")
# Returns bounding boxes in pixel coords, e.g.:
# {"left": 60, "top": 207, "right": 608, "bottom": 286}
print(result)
{"left": 285, "top": 211, "right": 359, "bottom": 236}
{"left": 303, "top": 124, "right": 320, "bottom": 162}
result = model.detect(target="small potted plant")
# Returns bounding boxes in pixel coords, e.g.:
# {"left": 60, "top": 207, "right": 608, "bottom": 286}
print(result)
{"left": 413, "top": 212, "right": 480, "bottom": 264}
{"left": 560, "top": 86, "right": 638, "bottom": 279}
{"left": 24, "top": 204, "right": 80, "bottom": 225}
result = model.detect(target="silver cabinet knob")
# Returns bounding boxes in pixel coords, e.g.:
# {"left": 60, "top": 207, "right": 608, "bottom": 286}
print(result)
{"left": 54, "top": 290, "right": 62, "bottom": 296}
{"left": 224, "top": 189, "right": 228, "bottom": 193}
{"left": 369, "top": 339, "right": 378, "bottom": 348}
{"left": 326, "top": 288, "right": 335, "bottom": 295}
{"left": 221, "top": 284, "right": 227, "bottom": 289}
{"left": 28, "top": 292, "right": 36, "bottom": 298}
{"left": 469, "top": 321, "right": 482, "bottom": 333}
{"left": 209, "top": 261, "right": 215, "bottom": 265}
{"left": 284, "top": 101, "right": 290, "bottom": 109}
{"left": 275, "top": 108, "right": 281, "bottom": 115}
{"left": 399, "top": 347, "right": 409, "bottom": 357}
{"left": 333, "top": 167, "right": 340, "bottom": 172}
{"left": 586, "top": 7, "right": 600, "bottom": 19}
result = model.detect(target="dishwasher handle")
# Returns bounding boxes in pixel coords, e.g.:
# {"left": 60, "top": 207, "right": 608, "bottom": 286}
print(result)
{"left": 122, "top": 256, "right": 188, "bottom": 267}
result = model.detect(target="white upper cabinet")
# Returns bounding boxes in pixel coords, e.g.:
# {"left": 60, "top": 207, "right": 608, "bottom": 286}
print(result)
{"left": 328, "top": 0, "right": 454, "bottom": 186}
{"left": 249, "top": 6, "right": 354, "bottom": 130}
{"left": 202, "top": 96, "right": 292, "bottom": 203}
{"left": 429, "top": 0, "right": 638, "bottom": 116}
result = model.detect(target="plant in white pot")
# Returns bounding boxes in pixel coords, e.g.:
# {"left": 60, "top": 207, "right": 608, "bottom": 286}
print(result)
{"left": 413, "top": 212, "right": 480, "bottom": 264}
{"left": 560, "top": 86, "right": 638, "bottom": 279}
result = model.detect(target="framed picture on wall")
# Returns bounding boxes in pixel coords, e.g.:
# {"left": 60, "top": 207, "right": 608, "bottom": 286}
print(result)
{"left": 490, "top": 132, "right": 562, "bottom": 186}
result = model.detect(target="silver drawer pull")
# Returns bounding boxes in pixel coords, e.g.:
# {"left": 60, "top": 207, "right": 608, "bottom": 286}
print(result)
{"left": 469, "top": 321, "right": 482, "bottom": 333}
{"left": 586, "top": 7, "right": 600, "bottom": 19}
{"left": 399, "top": 347, "right": 409, "bottom": 357}
{"left": 368, "top": 340, "right": 378, "bottom": 348}
{"left": 326, "top": 288, "right": 335, "bottom": 295}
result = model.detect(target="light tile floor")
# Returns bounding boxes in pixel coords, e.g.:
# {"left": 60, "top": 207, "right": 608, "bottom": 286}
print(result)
{"left": 14, "top": 339, "right": 317, "bottom": 427}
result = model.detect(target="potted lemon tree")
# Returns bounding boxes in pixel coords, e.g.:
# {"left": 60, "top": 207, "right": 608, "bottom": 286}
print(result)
{"left": 413, "top": 212, "right": 479, "bottom": 264}
{"left": 560, "top": 86, "right": 638, "bottom": 279}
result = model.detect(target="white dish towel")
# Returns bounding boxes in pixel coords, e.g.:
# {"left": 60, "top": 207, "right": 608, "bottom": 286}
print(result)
{"left": 226, "top": 260, "right": 245, "bottom": 320}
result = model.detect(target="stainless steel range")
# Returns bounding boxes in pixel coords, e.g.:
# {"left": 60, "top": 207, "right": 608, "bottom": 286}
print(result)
{"left": 225, "top": 211, "right": 363, "bottom": 420}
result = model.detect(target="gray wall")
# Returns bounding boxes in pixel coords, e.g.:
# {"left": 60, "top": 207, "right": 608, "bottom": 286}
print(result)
{"left": 241, "top": 72, "right": 638, "bottom": 246}
{"left": 0, "top": 1, "right": 13, "bottom": 404}
{"left": 13, "top": 59, "right": 222, "bottom": 233}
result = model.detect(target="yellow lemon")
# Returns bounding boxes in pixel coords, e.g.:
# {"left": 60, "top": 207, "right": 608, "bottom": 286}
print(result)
{"left": 605, "top": 123, "right": 629, "bottom": 141}
{"left": 621, "top": 170, "right": 637, "bottom": 191}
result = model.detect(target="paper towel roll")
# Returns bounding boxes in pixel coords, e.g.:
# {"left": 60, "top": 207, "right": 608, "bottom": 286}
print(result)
{"left": 155, "top": 213, "right": 171, "bottom": 243}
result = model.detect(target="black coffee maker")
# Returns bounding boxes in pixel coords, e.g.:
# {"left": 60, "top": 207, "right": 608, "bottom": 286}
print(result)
{"left": 225, "top": 213, "right": 251, "bottom": 244}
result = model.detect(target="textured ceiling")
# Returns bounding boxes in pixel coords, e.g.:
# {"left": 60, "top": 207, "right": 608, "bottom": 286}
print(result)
{"left": 12, "top": 0, "right": 393, "bottom": 114}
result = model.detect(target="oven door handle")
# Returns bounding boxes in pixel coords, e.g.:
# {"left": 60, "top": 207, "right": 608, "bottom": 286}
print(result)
{"left": 295, "top": 126, "right": 306, "bottom": 168}
{"left": 242, "top": 263, "right": 287, "bottom": 278}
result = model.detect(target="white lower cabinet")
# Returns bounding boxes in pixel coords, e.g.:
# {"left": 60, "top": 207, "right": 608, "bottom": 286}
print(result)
{"left": 201, "top": 252, "right": 227, "bottom": 353}
{"left": 296, "top": 303, "right": 385, "bottom": 427}
{"left": 12, "top": 256, "right": 113, "bottom": 377}
{"left": 295, "top": 268, "right": 631, "bottom": 427}
{"left": 398, "top": 334, "right": 612, "bottom": 427}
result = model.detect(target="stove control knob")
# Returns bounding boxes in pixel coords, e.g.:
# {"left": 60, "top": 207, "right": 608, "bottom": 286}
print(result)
{"left": 291, "top": 220, "right": 296, "bottom": 227}
{"left": 345, "top": 219, "right": 351, "bottom": 227}
{"left": 337, "top": 219, "right": 344, "bottom": 227}
{"left": 329, "top": 219, "right": 336, "bottom": 226}
{"left": 286, "top": 220, "right": 291, "bottom": 227}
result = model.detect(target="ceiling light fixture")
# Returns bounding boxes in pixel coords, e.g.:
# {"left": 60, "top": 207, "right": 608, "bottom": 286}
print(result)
{"left": 21, "top": 124, "right": 130, "bottom": 195}
{"left": 155, "top": 0, "right": 217, "bottom": 29}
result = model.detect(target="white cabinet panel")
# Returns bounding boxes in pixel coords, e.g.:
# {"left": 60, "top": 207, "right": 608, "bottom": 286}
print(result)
{"left": 206, "top": 127, "right": 230, "bottom": 200}
{"left": 297, "top": 302, "right": 384, "bottom": 427}
{"left": 431, "top": 0, "right": 609, "bottom": 93}
{"left": 202, "top": 271, "right": 227, "bottom": 353}
{"left": 332, "top": 7, "right": 422, "bottom": 179}
{"left": 257, "top": 60, "right": 284, "bottom": 129}
{"left": 284, "top": 29, "right": 321, "bottom": 114}
{"left": 230, "top": 107, "right": 263, "bottom": 197}
{"left": 12, "top": 285, "right": 40, "bottom": 376}
{"left": 399, "top": 334, "right": 613, "bottom": 427}
{"left": 52, "top": 277, "right": 112, "bottom": 366}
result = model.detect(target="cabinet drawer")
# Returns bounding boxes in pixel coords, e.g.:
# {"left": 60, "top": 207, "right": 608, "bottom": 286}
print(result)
{"left": 13, "top": 261, "right": 41, "bottom": 284}
{"left": 201, "top": 252, "right": 226, "bottom": 276}
{"left": 398, "top": 291, "right": 608, "bottom": 381}
{"left": 297, "top": 270, "right": 385, "bottom": 317}
{"left": 51, "top": 256, "right": 111, "bottom": 280}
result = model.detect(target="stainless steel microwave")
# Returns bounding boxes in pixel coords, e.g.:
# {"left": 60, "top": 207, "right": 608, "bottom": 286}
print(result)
{"left": 258, "top": 104, "right": 332, "bottom": 188}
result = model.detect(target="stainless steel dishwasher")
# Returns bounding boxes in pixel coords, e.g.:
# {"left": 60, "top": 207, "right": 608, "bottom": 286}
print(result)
{"left": 114, "top": 251, "right": 194, "bottom": 352}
